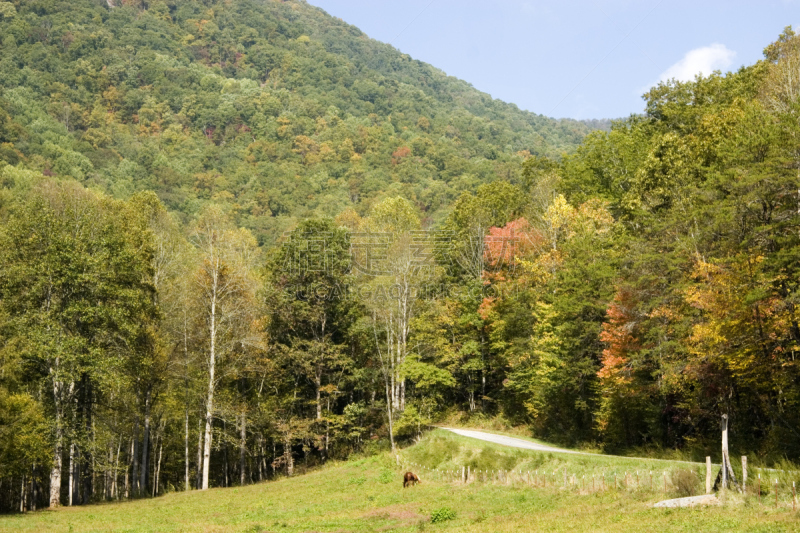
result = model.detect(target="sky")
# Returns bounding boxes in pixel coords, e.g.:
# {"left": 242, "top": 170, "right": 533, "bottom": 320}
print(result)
{"left": 306, "top": 0, "right": 798, "bottom": 120}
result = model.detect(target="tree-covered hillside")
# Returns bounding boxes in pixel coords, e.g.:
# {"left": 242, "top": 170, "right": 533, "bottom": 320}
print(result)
{"left": 0, "top": 0, "right": 593, "bottom": 244}
{"left": 3, "top": 0, "right": 800, "bottom": 517}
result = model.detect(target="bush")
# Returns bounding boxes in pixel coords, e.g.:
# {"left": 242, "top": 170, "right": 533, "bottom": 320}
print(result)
{"left": 393, "top": 405, "right": 424, "bottom": 440}
{"left": 430, "top": 507, "right": 456, "bottom": 523}
{"left": 671, "top": 468, "right": 699, "bottom": 497}
{"left": 377, "top": 470, "right": 394, "bottom": 484}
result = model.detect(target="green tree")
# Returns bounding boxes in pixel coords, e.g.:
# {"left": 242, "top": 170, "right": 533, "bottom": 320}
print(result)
{"left": 0, "top": 180, "right": 158, "bottom": 507}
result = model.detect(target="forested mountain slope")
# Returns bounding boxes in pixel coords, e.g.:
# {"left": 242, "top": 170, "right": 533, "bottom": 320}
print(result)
{"left": 0, "top": 0, "right": 593, "bottom": 244}
{"left": 3, "top": 0, "right": 800, "bottom": 517}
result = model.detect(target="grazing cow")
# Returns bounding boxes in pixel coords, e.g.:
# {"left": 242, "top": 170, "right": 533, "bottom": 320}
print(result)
{"left": 403, "top": 471, "right": 421, "bottom": 488}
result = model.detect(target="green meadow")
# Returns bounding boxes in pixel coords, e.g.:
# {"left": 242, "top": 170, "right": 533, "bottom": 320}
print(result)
{"left": 1, "top": 430, "right": 797, "bottom": 533}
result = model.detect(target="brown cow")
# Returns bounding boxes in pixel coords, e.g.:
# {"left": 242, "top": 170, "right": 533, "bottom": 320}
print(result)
{"left": 403, "top": 471, "right": 421, "bottom": 488}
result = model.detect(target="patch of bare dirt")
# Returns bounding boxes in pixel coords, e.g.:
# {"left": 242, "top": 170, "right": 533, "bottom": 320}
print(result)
{"left": 362, "top": 504, "right": 425, "bottom": 522}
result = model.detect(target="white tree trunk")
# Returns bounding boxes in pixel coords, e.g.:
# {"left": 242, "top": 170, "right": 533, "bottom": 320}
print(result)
{"left": 284, "top": 433, "right": 294, "bottom": 477}
{"left": 48, "top": 368, "right": 71, "bottom": 508}
{"left": 239, "top": 411, "right": 246, "bottom": 486}
{"left": 112, "top": 437, "right": 120, "bottom": 499}
{"left": 196, "top": 418, "right": 203, "bottom": 490}
{"left": 105, "top": 444, "right": 112, "bottom": 500}
{"left": 315, "top": 370, "right": 322, "bottom": 420}
{"left": 153, "top": 435, "right": 163, "bottom": 497}
{"left": 124, "top": 438, "right": 133, "bottom": 498}
{"left": 20, "top": 475, "right": 25, "bottom": 512}
{"left": 49, "top": 384, "right": 63, "bottom": 508}
{"left": 202, "top": 379, "right": 214, "bottom": 490}
{"left": 202, "top": 289, "right": 217, "bottom": 490}
{"left": 184, "top": 409, "right": 189, "bottom": 491}
{"left": 385, "top": 380, "right": 395, "bottom": 452}
{"left": 140, "top": 389, "right": 151, "bottom": 494}
{"left": 68, "top": 442, "right": 75, "bottom": 506}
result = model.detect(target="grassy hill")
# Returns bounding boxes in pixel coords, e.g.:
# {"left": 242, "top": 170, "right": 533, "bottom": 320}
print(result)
{"left": 0, "top": 0, "right": 598, "bottom": 244}
{"left": 1, "top": 430, "right": 796, "bottom": 532}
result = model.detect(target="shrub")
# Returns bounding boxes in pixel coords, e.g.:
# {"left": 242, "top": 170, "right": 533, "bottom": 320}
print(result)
{"left": 378, "top": 470, "right": 394, "bottom": 484}
{"left": 671, "top": 468, "right": 699, "bottom": 497}
{"left": 430, "top": 507, "right": 456, "bottom": 523}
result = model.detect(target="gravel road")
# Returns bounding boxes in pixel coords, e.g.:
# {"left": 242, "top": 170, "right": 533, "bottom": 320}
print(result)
{"left": 439, "top": 427, "right": 583, "bottom": 455}
{"left": 439, "top": 427, "right": 716, "bottom": 466}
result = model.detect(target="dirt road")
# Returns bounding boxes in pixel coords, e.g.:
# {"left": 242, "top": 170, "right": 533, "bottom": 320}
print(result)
{"left": 439, "top": 427, "right": 582, "bottom": 455}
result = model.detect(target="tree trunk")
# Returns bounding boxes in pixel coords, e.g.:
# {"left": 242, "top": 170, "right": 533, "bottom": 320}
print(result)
{"left": 315, "top": 371, "right": 322, "bottom": 421}
{"left": 184, "top": 408, "right": 190, "bottom": 492}
{"left": 132, "top": 415, "right": 140, "bottom": 496}
{"left": 196, "top": 418, "right": 203, "bottom": 490}
{"left": 112, "top": 437, "right": 120, "bottom": 499}
{"left": 153, "top": 434, "right": 163, "bottom": 498}
{"left": 202, "top": 289, "right": 217, "bottom": 490}
{"left": 184, "top": 314, "right": 191, "bottom": 492}
{"left": 81, "top": 379, "right": 92, "bottom": 505}
{"left": 68, "top": 442, "right": 75, "bottom": 506}
{"left": 49, "top": 399, "right": 63, "bottom": 508}
{"left": 284, "top": 434, "right": 294, "bottom": 477}
{"left": 105, "top": 444, "right": 112, "bottom": 500}
{"left": 48, "top": 374, "right": 71, "bottom": 508}
{"left": 324, "top": 397, "right": 330, "bottom": 462}
{"left": 31, "top": 465, "right": 38, "bottom": 511}
{"left": 239, "top": 411, "right": 246, "bottom": 486}
{"left": 140, "top": 388, "right": 151, "bottom": 495}
{"left": 721, "top": 414, "right": 728, "bottom": 489}
{"left": 398, "top": 280, "right": 410, "bottom": 412}
{"left": 124, "top": 437, "right": 133, "bottom": 498}
{"left": 257, "top": 434, "right": 264, "bottom": 482}
{"left": 20, "top": 475, "right": 26, "bottom": 513}
{"left": 385, "top": 381, "right": 395, "bottom": 452}
{"left": 223, "top": 419, "right": 229, "bottom": 488}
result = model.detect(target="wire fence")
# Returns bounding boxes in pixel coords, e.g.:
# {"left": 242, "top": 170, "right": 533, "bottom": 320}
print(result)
{"left": 397, "top": 457, "right": 800, "bottom": 510}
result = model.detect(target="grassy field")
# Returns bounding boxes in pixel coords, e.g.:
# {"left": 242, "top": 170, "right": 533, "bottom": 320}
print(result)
{"left": 1, "top": 429, "right": 798, "bottom": 533}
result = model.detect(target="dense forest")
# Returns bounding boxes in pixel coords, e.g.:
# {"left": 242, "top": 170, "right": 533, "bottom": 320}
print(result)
{"left": 1, "top": 0, "right": 799, "bottom": 517}
{"left": 0, "top": 0, "right": 596, "bottom": 246}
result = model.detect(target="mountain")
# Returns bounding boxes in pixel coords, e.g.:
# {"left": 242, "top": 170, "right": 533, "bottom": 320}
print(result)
{"left": 0, "top": 0, "right": 597, "bottom": 244}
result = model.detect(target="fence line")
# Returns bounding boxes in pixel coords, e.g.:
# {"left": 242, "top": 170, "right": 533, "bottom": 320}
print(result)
{"left": 397, "top": 456, "right": 800, "bottom": 509}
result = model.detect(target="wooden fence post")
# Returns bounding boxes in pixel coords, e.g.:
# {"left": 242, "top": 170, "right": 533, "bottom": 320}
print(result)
{"left": 721, "top": 414, "right": 729, "bottom": 490}
{"left": 706, "top": 457, "right": 712, "bottom": 494}
{"left": 758, "top": 474, "right": 761, "bottom": 505}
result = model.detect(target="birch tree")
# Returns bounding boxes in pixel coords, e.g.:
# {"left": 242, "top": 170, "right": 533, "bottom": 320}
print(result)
{"left": 360, "top": 197, "right": 424, "bottom": 445}
{"left": 191, "top": 206, "right": 260, "bottom": 490}
{"left": 0, "top": 180, "right": 157, "bottom": 507}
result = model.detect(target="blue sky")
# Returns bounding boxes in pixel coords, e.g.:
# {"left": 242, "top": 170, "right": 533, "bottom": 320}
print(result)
{"left": 306, "top": 0, "right": 798, "bottom": 120}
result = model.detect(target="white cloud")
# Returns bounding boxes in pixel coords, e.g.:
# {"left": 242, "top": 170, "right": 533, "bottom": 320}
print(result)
{"left": 657, "top": 43, "right": 736, "bottom": 84}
